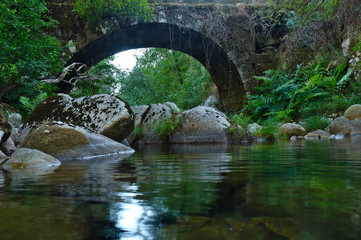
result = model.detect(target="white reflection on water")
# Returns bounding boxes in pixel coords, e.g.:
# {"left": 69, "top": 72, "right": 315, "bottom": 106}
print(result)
{"left": 111, "top": 185, "right": 156, "bottom": 240}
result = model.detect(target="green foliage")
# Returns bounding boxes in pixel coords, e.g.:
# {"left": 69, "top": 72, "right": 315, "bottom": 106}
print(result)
{"left": 19, "top": 92, "right": 49, "bottom": 118}
{"left": 118, "top": 48, "right": 212, "bottom": 110}
{"left": 270, "top": 0, "right": 342, "bottom": 25}
{"left": 70, "top": 56, "right": 121, "bottom": 98}
{"left": 153, "top": 117, "right": 180, "bottom": 142}
{"left": 74, "top": 0, "right": 154, "bottom": 29}
{"left": 302, "top": 115, "right": 331, "bottom": 132}
{"left": 245, "top": 57, "right": 355, "bottom": 122}
{"left": 0, "top": 0, "right": 61, "bottom": 114}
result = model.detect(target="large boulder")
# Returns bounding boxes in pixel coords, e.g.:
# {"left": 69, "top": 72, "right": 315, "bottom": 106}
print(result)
{"left": 21, "top": 94, "right": 134, "bottom": 143}
{"left": 20, "top": 123, "right": 134, "bottom": 161}
{"left": 7, "top": 112, "right": 22, "bottom": 142}
{"left": 129, "top": 103, "right": 180, "bottom": 144}
{"left": 344, "top": 104, "right": 361, "bottom": 120}
{"left": 279, "top": 123, "right": 307, "bottom": 139}
{"left": 327, "top": 116, "right": 355, "bottom": 135}
{"left": 2, "top": 148, "right": 61, "bottom": 170}
{"left": 0, "top": 107, "right": 11, "bottom": 144}
{"left": 170, "top": 106, "right": 231, "bottom": 144}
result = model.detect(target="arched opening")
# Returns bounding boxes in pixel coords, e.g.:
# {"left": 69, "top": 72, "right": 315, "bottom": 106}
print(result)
{"left": 67, "top": 22, "right": 247, "bottom": 110}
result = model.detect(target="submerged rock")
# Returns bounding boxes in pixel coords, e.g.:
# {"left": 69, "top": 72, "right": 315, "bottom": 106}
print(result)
{"left": 2, "top": 148, "right": 61, "bottom": 170}
{"left": 20, "top": 94, "right": 134, "bottom": 143}
{"left": 279, "top": 123, "right": 307, "bottom": 139}
{"left": 344, "top": 104, "right": 361, "bottom": 120}
{"left": 305, "top": 130, "right": 331, "bottom": 140}
{"left": 171, "top": 106, "right": 231, "bottom": 144}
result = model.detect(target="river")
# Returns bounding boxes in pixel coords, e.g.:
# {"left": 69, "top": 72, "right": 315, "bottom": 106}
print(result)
{"left": 1, "top": 138, "right": 361, "bottom": 239}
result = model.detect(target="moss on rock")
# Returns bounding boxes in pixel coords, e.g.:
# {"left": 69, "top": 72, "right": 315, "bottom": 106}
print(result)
{"left": 21, "top": 125, "right": 90, "bottom": 155}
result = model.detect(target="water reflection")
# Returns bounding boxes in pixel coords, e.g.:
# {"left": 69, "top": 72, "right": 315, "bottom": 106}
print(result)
{"left": 1, "top": 140, "right": 361, "bottom": 239}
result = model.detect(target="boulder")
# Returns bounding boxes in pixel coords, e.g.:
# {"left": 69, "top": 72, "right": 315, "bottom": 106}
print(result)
{"left": 170, "top": 106, "right": 231, "bottom": 144}
{"left": 8, "top": 113, "right": 22, "bottom": 142}
{"left": 1, "top": 137, "right": 17, "bottom": 155}
{"left": 129, "top": 103, "right": 180, "bottom": 144}
{"left": 21, "top": 94, "right": 134, "bottom": 143}
{"left": 305, "top": 130, "right": 331, "bottom": 140}
{"left": 2, "top": 148, "right": 61, "bottom": 170}
{"left": 247, "top": 123, "right": 262, "bottom": 136}
{"left": 279, "top": 123, "right": 307, "bottom": 139}
{"left": 327, "top": 116, "right": 355, "bottom": 135}
{"left": 351, "top": 118, "right": 361, "bottom": 135}
{"left": 131, "top": 105, "right": 150, "bottom": 127}
{"left": 0, "top": 150, "right": 7, "bottom": 163}
{"left": 20, "top": 123, "right": 134, "bottom": 161}
{"left": 164, "top": 102, "right": 180, "bottom": 114}
{"left": 344, "top": 104, "right": 361, "bottom": 120}
{"left": 0, "top": 107, "right": 11, "bottom": 144}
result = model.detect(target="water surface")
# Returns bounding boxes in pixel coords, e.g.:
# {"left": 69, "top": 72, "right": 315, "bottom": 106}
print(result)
{"left": 1, "top": 139, "right": 361, "bottom": 239}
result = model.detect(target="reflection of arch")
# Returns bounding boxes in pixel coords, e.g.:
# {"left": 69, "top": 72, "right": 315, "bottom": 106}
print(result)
{"left": 67, "top": 23, "right": 246, "bottom": 110}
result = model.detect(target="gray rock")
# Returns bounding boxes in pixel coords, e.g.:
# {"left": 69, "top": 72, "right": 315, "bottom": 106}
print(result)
{"left": 171, "top": 106, "right": 231, "bottom": 144}
{"left": 279, "top": 123, "right": 307, "bottom": 139}
{"left": 164, "top": 102, "right": 180, "bottom": 114}
{"left": 131, "top": 105, "right": 150, "bottom": 127}
{"left": 1, "top": 137, "right": 16, "bottom": 155}
{"left": 55, "top": 131, "right": 135, "bottom": 161}
{"left": 2, "top": 148, "right": 61, "bottom": 170}
{"left": 8, "top": 113, "right": 22, "bottom": 129}
{"left": 20, "top": 123, "right": 134, "bottom": 161}
{"left": 344, "top": 104, "right": 361, "bottom": 120}
{"left": 0, "top": 107, "right": 11, "bottom": 144}
{"left": 20, "top": 94, "right": 134, "bottom": 143}
{"left": 0, "top": 150, "right": 7, "bottom": 162}
{"left": 142, "top": 103, "right": 174, "bottom": 129}
{"left": 351, "top": 118, "right": 361, "bottom": 135}
{"left": 247, "top": 123, "right": 262, "bottom": 136}
{"left": 327, "top": 116, "right": 355, "bottom": 135}
{"left": 305, "top": 130, "right": 331, "bottom": 140}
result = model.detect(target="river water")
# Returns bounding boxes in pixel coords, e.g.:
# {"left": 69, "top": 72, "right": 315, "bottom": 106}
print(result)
{"left": 1, "top": 138, "right": 361, "bottom": 240}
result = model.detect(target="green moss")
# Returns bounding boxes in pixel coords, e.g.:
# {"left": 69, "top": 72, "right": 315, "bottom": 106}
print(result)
{"left": 21, "top": 125, "right": 90, "bottom": 155}
{"left": 9, "top": 163, "right": 28, "bottom": 168}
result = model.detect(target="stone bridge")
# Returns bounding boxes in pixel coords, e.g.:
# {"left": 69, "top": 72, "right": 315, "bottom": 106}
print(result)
{"left": 48, "top": 1, "right": 284, "bottom": 111}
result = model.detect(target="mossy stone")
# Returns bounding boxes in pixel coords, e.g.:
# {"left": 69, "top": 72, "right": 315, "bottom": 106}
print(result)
{"left": 21, "top": 125, "right": 90, "bottom": 155}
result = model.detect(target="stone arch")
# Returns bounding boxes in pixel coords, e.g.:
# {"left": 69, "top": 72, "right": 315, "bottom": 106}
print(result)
{"left": 67, "top": 22, "right": 247, "bottom": 110}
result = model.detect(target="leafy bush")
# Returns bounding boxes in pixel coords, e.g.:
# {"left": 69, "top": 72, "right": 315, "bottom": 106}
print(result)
{"left": 244, "top": 58, "right": 355, "bottom": 122}
{"left": 153, "top": 117, "right": 180, "bottom": 142}
{"left": 302, "top": 116, "right": 331, "bottom": 132}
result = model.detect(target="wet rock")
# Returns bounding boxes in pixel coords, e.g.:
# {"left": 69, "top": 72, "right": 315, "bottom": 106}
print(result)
{"left": 171, "top": 106, "right": 231, "bottom": 144}
{"left": 2, "top": 148, "right": 61, "bottom": 170}
{"left": 20, "top": 123, "right": 134, "bottom": 161}
{"left": 305, "top": 130, "right": 331, "bottom": 140}
{"left": 327, "top": 116, "right": 355, "bottom": 135}
{"left": 279, "top": 123, "right": 307, "bottom": 139}
{"left": 344, "top": 104, "right": 361, "bottom": 120}
{"left": 0, "top": 107, "right": 11, "bottom": 144}
{"left": 20, "top": 94, "right": 134, "bottom": 143}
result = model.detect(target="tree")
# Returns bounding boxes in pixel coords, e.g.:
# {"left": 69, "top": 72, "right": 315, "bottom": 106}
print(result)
{"left": 0, "top": 0, "right": 61, "bottom": 104}
{"left": 70, "top": 56, "right": 122, "bottom": 98}
{"left": 118, "top": 48, "right": 213, "bottom": 110}
{"left": 74, "top": 0, "right": 154, "bottom": 29}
